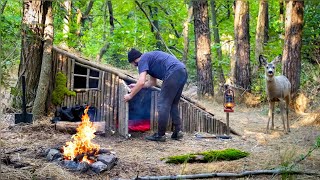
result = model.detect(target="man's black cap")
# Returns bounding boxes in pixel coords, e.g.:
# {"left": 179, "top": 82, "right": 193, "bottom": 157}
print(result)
{"left": 128, "top": 48, "right": 142, "bottom": 63}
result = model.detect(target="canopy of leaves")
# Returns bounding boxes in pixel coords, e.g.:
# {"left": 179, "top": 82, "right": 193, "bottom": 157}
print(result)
{"left": 1, "top": 0, "right": 319, "bottom": 95}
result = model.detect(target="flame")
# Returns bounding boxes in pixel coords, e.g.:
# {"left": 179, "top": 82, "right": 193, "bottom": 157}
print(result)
{"left": 63, "top": 106, "right": 100, "bottom": 163}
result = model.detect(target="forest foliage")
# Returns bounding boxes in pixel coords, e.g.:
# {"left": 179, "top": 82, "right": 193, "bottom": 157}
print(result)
{"left": 0, "top": 0, "right": 319, "bottom": 97}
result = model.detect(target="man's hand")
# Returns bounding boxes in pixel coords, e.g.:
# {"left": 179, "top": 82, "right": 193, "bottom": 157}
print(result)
{"left": 124, "top": 94, "right": 132, "bottom": 102}
{"left": 128, "top": 83, "right": 136, "bottom": 88}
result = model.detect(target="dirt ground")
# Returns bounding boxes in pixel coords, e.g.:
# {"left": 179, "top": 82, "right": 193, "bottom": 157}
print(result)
{"left": 1, "top": 91, "right": 320, "bottom": 180}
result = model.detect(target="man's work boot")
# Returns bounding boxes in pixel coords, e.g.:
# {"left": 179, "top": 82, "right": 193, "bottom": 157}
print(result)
{"left": 171, "top": 131, "right": 183, "bottom": 140}
{"left": 145, "top": 133, "right": 166, "bottom": 142}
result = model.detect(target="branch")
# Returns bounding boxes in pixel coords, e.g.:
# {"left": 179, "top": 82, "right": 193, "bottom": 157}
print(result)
{"left": 83, "top": 0, "right": 94, "bottom": 18}
{"left": 156, "top": 3, "right": 180, "bottom": 38}
{"left": 135, "top": 169, "right": 320, "bottom": 180}
{"left": 0, "top": 0, "right": 7, "bottom": 14}
{"left": 134, "top": 0, "right": 174, "bottom": 56}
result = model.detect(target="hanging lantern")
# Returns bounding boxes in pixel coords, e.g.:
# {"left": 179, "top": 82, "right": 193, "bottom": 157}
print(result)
{"left": 224, "top": 85, "right": 235, "bottom": 112}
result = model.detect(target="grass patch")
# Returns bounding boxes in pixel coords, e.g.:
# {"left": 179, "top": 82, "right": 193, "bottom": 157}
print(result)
{"left": 164, "top": 148, "right": 249, "bottom": 164}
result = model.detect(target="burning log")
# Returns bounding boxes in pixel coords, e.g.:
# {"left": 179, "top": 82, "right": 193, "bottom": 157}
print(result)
{"left": 55, "top": 121, "right": 105, "bottom": 135}
{"left": 73, "top": 153, "right": 85, "bottom": 162}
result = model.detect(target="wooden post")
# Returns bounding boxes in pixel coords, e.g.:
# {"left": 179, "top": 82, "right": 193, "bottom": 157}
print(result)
{"left": 226, "top": 112, "right": 230, "bottom": 135}
{"left": 118, "top": 80, "right": 129, "bottom": 138}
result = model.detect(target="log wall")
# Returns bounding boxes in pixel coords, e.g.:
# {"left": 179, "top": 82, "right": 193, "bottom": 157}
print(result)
{"left": 51, "top": 47, "right": 230, "bottom": 137}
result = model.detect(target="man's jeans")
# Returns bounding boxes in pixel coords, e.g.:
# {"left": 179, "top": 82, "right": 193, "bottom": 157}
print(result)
{"left": 157, "top": 68, "right": 188, "bottom": 136}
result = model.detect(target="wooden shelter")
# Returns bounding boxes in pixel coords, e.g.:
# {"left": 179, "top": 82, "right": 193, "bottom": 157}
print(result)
{"left": 50, "top": 47, "right": 232, "bottom": 138}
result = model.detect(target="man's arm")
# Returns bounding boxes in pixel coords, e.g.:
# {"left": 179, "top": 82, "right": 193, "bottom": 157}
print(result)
{"left": 143, "top": 76, "right": 157, "bottom": 88}
{"left": 124, "top": 71, "right": 147, "bottom": 102}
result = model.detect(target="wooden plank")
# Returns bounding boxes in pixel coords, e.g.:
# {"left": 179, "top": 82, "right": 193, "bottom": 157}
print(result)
{"left": 62, "top": 55, "right": 68, "bottom": 74}
{"left": 100, "top": 72, "right": 105, "bottom": 122}
{"left": 88, "top": 90, "right": 92, "bottom": 107}
{"left": 105, "top": 72, "right": 112, "bottom": 129}
{"left": 197, "top": 109, "right": 201, "bottom": 132}
{"left": 113, "top": 76, "right": 119, "bottom": 131}
{"left": 192, "top": 106, "right": 196, "bottom": 132}
{"left": 67, "top": 58, "right": 71, "bottom": 107}
{"left": 213, "top": 116, "right": 216, "bottom": 134}
{"left": 71, "top": 59, "right": 75, "bottom": 91}
{"left": 118, "top": 80, "right": 129, "bottom": 138}
{"left": 110, "top": 74, "right": 115, "bottom": 130}
{"left": 86, "top": 68, "right": 90, "bottom": 90}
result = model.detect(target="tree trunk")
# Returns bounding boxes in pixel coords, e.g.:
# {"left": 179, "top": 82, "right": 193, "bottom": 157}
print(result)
{"left": 282, "top": 1, "right": 304, "bottom": 95}
{"left": 193, "top": 0, "right": 214, "bottom": 99}
{"left": 280, "top": 0, "right": 284, "bottom": 26}
{"left": 16, "top": 1, "right": 46, "bottom": 108}
{"left": 77, "top": 0, "right": 94, "bottom": 37}
{"left": 32, "top": 1, "right": 53, "bottom": 121}
{"left": 107, "top": 0, "right": 114, "bottom": 35}
{"left": 234, "top": 0, "right": 251, "bottom": 92}
{"left": 182, "top": 2, "right": 193, "bottom": 64}
{"left": 255, "top": 0, "right": 268, "bottom": 62}
{"left": 61, "top": 0, "right": 71, "bottom": 48}
{"left": 210, "top": 0, "right": 225, "bottom": 88}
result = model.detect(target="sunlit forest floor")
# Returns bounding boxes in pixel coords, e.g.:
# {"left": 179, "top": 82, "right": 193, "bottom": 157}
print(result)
{"left": 1, "top": 70, "right": 319, "bottom": 180}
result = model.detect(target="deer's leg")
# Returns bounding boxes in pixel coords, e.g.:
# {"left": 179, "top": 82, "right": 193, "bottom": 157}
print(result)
{"left": 271, "top": 101, "right": 275, "bottom": 130}
{"left": 279, "top": 100, "right": 287, "bottom": 134}
{"left": 266, "top": 102, "right": 273, "bottom": 133}
{"left": 285, "top": 97, "right": 290, "bottom": 132}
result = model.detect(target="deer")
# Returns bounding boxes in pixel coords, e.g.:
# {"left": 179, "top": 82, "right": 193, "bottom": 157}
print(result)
{"left": 259, "top": 55, "right": 291, "bottom": 134}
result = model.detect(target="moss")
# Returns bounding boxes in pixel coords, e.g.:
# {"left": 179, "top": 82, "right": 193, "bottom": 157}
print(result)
{"left": 52, "top": 72, "right": 76, "bottom": 106}
{"left": 165, "top": 148, "right": 249, "bottom": 164}
{"left": 201, "top": 148, "right": 249, "bottom": 162}
{"left": 165, "top": 154, "right": 197, "bottom": 164}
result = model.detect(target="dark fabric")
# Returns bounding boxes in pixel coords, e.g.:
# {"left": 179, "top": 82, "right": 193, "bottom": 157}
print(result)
{"left": 157, "top": 68, "right": 188, "bottom": 136}
{"left": 138, "top": 51, "right": 185, "bottom": 81}
{"left": 128, "top": 48, "right": 142, "bottom": 63}
{"left": 52, "top": 105, "right": 99, "bottom": 122}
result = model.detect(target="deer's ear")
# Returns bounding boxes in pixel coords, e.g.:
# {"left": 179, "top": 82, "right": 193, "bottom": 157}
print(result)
{"left": 259, "top": 55, "right": 267, "bottom": 66}
{"left": 272, "top": 54, "right": 282, "bottom": 64}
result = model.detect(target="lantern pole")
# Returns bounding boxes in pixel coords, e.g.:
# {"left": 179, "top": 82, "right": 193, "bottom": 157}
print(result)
{"left": 226, "top": 112, "right": 230, "bottom": 135}
{"left": 223, "top": 84, "right": 234, "bottom": 136}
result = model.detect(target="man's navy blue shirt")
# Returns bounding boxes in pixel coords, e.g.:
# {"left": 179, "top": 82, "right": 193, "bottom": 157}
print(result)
{"left": 138, "top": 51, "right": 185, "bottom": 81}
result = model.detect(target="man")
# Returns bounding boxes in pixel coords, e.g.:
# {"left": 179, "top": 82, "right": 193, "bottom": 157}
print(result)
{"left": 124, "top": 48, "right": 188, "bottom": 142}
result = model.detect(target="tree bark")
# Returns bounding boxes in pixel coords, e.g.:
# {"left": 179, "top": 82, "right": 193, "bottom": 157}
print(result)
{"left": 107, "top": 0, "right": 114, "bottom": 35}
{"left": 136, "top": 169, "right": 320, "bottom": 180}
{"left": 210, "top": 0, "right": 225, "bottom": 87}
{"left": 255, "top": 0, "right": 268, "bottom": 61}
{"left": 280, "top": 0, "right": 284, "bottom": 25}
{"left": 182, "top": 2, "right": 193, "bottom": 64}
{"left": 282, "top": 1, "right": 304, "bottom": 95}
{"left": 193, "top": 0, "right": 214, "bottom": 99}
{"left": 16, "top": 1, "right": 47, "bottom": 108}
{"left": 77, "top": 0, "right": 94, "bottom": 37}
{"left": 234, "top": 0, "right": 251, "bottom": 92}
{"left": 32, "top": 1, "right": 53, "bottom": 121}
{"left": 61, "top": 0, "right": 71, "bottom": 48}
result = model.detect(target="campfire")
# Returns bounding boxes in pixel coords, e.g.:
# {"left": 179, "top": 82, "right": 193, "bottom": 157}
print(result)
{"left": 63, "top": 106, "right": 100, "bottom": 163}
{"left": 45, "top": 106, "right": 117, "bottom": 173}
